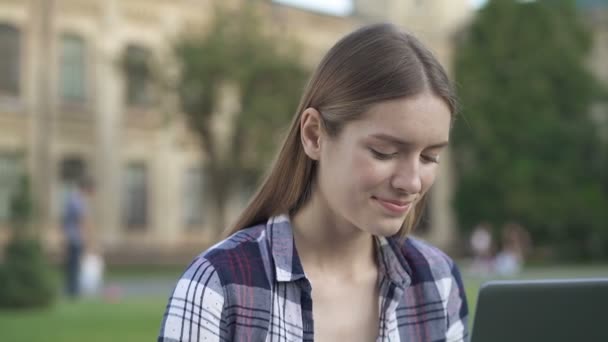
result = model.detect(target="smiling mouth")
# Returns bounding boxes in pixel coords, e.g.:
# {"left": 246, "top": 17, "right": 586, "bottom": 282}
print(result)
{"left": 372, "top": 196, "right": 413, "bottom": 215}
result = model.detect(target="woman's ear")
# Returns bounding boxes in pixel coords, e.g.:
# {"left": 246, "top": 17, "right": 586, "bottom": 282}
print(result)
{"left": 300, "top": 107, "right": 323, "bottom": 160}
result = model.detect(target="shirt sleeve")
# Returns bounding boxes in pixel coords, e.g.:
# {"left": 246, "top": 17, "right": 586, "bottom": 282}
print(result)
{"left": 158, "top": 257, "right": 227, "bottom": 342}
{"left": 445, "top": 262, "right": 470, "bottom": 342}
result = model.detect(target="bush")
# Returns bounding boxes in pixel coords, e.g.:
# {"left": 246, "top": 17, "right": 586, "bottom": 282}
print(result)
{"left": 0, "top": 174, "right": 57, "bottom": 309}
{"left": 0, "top": 238, "right": 57, "bottom": 308}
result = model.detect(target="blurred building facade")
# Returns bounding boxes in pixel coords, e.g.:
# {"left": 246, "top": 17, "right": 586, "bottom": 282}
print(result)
{"left": 583, "top": 1, "right": 608, "bottom": 144}
{"left": 0, "top": 0, "right": 473, "bottom": 263}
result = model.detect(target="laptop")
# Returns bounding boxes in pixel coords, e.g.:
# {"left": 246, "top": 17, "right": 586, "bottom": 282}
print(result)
{"left": 470, "top": 278, "right": 608, "bottom": 342}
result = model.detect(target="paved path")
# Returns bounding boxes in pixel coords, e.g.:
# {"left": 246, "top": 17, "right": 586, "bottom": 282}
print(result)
{"left": 78, "top": 277, "right": 176, "bottom": 299}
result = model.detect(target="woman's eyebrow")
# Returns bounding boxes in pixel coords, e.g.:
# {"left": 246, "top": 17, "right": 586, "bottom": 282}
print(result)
{"left": 368, "top": 133, "right": 448, "bottom": 149}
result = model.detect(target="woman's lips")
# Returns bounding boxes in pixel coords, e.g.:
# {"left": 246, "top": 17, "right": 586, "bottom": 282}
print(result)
{"left": 373, "top": 196, "right": 412, "bottom": 215}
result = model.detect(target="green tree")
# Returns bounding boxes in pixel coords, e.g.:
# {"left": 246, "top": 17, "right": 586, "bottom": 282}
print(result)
{"left": 0, "top": 174, "right": 57, "bottom": 308}
{"left": 172, "top": 5, "right": 308, "bottom": 235}
{"left": 452, "top": 0, "right": 608, "bottom": 260}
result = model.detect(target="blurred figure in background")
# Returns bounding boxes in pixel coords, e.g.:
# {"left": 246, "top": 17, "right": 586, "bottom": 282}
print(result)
{"left": 80, "top": 249, "right": 105, "bottom": 297}
{"left": 495, "top": 222, "right": 532, "bottom": 276}
{"left": 469, "top": 221, "right": 494, "bottom": 275}
{"left": 62, "top": 176, "right": 95, "bottom": 298}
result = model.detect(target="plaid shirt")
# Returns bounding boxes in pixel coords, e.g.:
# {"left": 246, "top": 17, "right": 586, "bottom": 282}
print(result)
{"left": 158, "top": 215, "right": 469, "bottom": 342}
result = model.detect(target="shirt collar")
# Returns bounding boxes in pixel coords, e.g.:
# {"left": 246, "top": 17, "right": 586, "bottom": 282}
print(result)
{"left": 266, "top": 214, "right": 412, "bottom": 289}
{"left": 266, "top": 214, "right": 307, "bottom": 282}
{"left": 375, "top": 235, "right": 412, "bottom": 289}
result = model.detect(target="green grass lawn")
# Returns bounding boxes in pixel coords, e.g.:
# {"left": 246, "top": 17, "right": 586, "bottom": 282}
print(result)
{"left": 0, "top": 264, "right": 606, "bottom": 341}
{"left": 0, "top": 297, "right": 167, "bottom": 342}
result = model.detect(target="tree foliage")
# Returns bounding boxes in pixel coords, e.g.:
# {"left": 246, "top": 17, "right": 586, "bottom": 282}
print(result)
{"left": 172, "top": 5, "right": 308, "bottom": 233}
{"left": 452, "top": 0, "right": 608, "bottom": 260}
{"left": 0, "top": 175, "right": 57, "bottom": 308}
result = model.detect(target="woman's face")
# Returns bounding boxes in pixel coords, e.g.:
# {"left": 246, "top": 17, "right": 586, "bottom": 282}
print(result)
{"left": 310, "top": 92, "right": 451, "bottom": 237}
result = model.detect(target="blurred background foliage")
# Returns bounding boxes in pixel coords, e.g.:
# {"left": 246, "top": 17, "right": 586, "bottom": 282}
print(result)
{"left": 171, "top": 4, "right": 308, "bottom": 233}
{"left": 453, "top": 0, "right": 608, "bottom": 261}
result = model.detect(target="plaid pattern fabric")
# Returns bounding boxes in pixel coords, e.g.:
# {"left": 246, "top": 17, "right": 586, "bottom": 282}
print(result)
{"left": 158, "top": 215, "right": 469, "bottom": 342}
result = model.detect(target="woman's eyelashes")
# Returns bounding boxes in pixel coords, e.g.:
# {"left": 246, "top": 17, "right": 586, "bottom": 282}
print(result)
{"left": 369, "top": 148, "right": 398, "bottom": 160}
{"left": 421, "top": 154, "right": 440, "bottom": 164}
{"left": 369, "top": 147, "right": 441, "bottom": 164}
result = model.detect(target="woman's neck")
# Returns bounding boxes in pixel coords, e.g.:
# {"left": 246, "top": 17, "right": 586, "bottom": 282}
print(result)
{"left": 291, "top": 192, "right": 377, "bottom": 280}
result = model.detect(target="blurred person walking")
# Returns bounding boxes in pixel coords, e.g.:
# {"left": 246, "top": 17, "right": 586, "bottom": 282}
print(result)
{"left": 495, "top": 222, "right": 532, "bottom": 276}
{"left": 61, "top": 176, "right": 95, "bottom": 298}
{"left": 469, "top": 221, "right": 494, "bottom": 275}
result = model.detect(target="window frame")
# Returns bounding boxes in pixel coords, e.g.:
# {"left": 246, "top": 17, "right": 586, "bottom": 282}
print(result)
{"left": 123, "top": 44, "right": 153, "bottom": 108}
{"left": 182, "top": 166, "right": 205, "bottom": 229}
{"left": 122, "top": 162, "right": 149, "bottom": 230}
{"left": 0, "top": 23, "right": 21, "bottom": 97}
{"left": 59, "top": 33, "right": 88, "bottom": 103}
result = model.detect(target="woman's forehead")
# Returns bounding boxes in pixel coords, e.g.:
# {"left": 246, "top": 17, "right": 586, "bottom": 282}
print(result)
{"left": 347, "top": 94, "right": 452, "bottom": 142}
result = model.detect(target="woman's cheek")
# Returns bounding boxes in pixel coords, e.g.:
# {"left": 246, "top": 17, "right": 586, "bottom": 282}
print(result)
{"left": 420, "top": 166, "right": 439, "bottom": 193}
{"left": 352, "top": 153, "right": 390, "bottom": 189}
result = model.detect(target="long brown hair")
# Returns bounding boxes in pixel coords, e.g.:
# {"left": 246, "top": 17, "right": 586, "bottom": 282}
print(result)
{"left": 227, "top": 23, "right": 457, "bottom": 237}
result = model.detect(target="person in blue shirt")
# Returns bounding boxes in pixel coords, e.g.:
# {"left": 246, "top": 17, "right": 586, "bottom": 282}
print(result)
{"left": 62, "top": 176, "right": 94, "bottom": 298}
{"left": 159, "top": 23, "right": 469, "bottom": 342}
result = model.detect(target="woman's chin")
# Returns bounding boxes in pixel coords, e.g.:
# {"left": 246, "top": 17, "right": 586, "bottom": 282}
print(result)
{"left": 368, "top": 217, "right": 405, "bottom": 237}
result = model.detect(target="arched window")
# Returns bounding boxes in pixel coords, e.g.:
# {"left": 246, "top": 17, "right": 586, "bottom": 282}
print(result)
{"left": 0, "top": 24, "right": 21, "bottom": 96}
{"left": 123, "top": 44, "right": 152, "bottom": 106}
{"left": 60, "top": 34, "right": 86, "bottom": 101}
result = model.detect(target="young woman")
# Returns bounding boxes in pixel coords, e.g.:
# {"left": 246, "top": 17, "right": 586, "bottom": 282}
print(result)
{"left": 159, "top": 23, "right": 469, "bottom": 342}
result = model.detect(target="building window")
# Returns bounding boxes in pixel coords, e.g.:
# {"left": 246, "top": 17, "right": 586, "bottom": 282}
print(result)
{"left": 0, "top": 154, "right": 21, "bottom": 222}
{"left": 122, "top": 163, "right": 148, "bottom": 229}
{"left": 182, "top": 167, "right": 204, "bottom": 228}
{"left": 124, "top": 44, "right": 152, "bottom": 107}
{"left": 60, "top": 157, "right": 86, "bottom": 183}
{"left": 60, "top": 34, "right": 86, "bottom": 102}
{"left": 0, "top": 24, "right": 20, "bottom": 96}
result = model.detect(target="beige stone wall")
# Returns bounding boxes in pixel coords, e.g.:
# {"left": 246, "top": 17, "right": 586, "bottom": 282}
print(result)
{"left": 0, "top": 0, "right": 476, "bottom": 262}
{"left": 588, "top": 9, "right": 608, "bottom": 84}
{"left": 587, "top": 9, "right": 608, "bottom": 154}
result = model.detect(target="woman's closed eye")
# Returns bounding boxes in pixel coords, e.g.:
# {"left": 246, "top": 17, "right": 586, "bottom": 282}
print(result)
{"left": 369, "top": 148, "right": 398, "bottom": 160}
{"left": 369, "top": 143, "right": 441, "bottom": 164}
{"left": 421, "top": 154, "right": 440, "bottom": 164}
